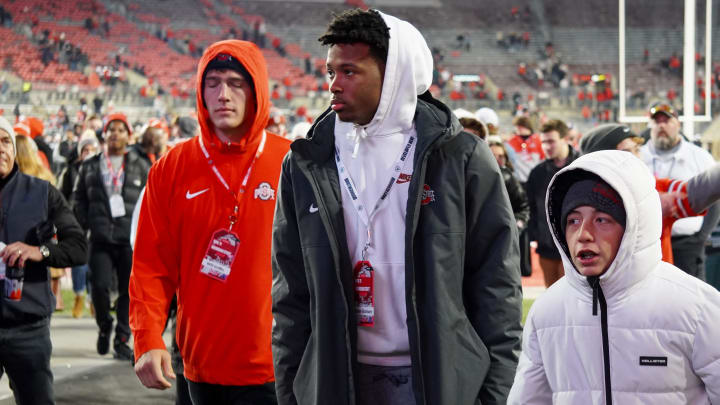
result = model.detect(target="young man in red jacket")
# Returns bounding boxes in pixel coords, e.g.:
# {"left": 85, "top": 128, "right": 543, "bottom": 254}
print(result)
{"left": 130, "top": 40, "right": 290, "bottom": 404}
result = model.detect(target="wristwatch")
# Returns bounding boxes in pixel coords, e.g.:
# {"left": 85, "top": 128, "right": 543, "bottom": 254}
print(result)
{"left": 39, "top": 245, "right": 50, "bottom": 260}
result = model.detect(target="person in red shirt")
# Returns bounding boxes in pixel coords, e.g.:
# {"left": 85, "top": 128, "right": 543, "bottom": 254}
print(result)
{"left": 506, "top": 116, "right": 544, "bottom": 183}
{"left": 130, "top": 40, "right": 290, "bottom": 404}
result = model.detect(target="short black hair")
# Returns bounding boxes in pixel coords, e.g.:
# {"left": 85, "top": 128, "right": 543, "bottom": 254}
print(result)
{"left": 318, "top": 9, "right": 390, "bottom": 65}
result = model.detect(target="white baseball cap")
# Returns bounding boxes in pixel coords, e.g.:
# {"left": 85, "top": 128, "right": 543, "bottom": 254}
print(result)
{"left": 475, "top": 107, "right": 499, "bottom": 127}
{"left": 453, "top": 108, "right": 475, "bottom": 120}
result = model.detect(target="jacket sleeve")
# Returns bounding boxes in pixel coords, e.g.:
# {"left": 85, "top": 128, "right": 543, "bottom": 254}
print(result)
{"left": 691, "top": 283, "right": 720, "bottom": 402}
{"left": 128, "top": 164, "right": 179, "bottom": 360}
{"left": 44, "top": 185, "right": 88, "bottom": 268}
{"left": 505, "top": 169, "right": 530, "bottom": 227}
{"left": 464, "top": 141, "right": 523, "bottom": 404}
{"left": 526, "top": 171, "right": 539, "bottom": 241}
{"left": 57, "top": 166, "right": 73, "bottom": 202}
{"left": 687, "top": 163, "right": 720, "bottom": 215}
{"left": 271, "top": 154, "right": 311, "bottom": 405}
{"left": 71, "top": 161, "right": 90, "bottom": 231}
{"left": 507, "top": 307, "right": 553, "bottom": 404}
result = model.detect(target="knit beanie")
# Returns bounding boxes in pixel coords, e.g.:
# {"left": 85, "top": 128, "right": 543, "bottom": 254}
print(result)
{"left": 202, "top": 53, "right": 254, "bottom": 99}
{"left": 0, "top": 116, "right": 15, "bottom": 154}
{"left": 77, "top": 134, "right": 99, "bottom": 157}
{"left": 103, "top": 113, "right": 132, "bottom": 135}
{"left": 177, "top": 116, "right": 198, "bottom": 139}
{"left": 561, "top": 175, "right": 626, "bottom": 234}
{"left": 25, "top": 117, "right": 44, "bottom": 139}
{"left": 579, "top": 124, "right": 643, "bottom": 154}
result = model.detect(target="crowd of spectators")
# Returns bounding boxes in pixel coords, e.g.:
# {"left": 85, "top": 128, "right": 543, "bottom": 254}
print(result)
{"left": 35, "top": 29, "right": 90, "bottom": 72}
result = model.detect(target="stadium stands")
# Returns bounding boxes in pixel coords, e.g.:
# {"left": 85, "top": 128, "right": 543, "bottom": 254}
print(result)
{"left": 1, "top": 0, "right": 718, "bottom": 124}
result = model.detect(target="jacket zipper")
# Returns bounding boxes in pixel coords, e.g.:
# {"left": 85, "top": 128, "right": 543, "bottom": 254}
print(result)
{"left": 589, "top": 276, "right": 612, "bottom": 405}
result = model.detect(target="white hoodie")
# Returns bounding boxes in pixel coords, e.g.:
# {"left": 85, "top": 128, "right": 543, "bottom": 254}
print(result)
{"left": 333, "top": 11, "right": 433, "bottom": 366}
{"left": 508, "top": 150, "right": 720, "bottom": 404}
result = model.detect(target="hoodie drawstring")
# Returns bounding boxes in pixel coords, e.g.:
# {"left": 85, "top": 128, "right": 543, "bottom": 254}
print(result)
{"left": 587, "top": 274, "right": 613, "bottom": 404}
{"left": 348, "top": 124, "right": 368, "bottom": 158}
{"left": 589, "top": 275, "right": 599, "bottom": 316}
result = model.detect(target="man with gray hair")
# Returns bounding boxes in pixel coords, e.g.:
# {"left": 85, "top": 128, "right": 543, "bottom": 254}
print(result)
{"left": 0, "top": 116, "right": 87, "bottom": 404}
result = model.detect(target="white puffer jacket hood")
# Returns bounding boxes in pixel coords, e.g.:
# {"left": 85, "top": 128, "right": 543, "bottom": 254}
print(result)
{"left": 508, "top": 150, "right": 720, "bottom": 404}
{"left": 546, "top": 150, "right": 662, "bottom": 302}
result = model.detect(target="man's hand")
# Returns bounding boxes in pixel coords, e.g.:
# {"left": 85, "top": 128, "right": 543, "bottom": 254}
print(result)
{"left": 659, "top": 191, "right": 681, "bottom": 218}
{"left": 134, "top": 349, "right": 176, "bottom": 390}
{"left": 0, "top": 242, "right": 43, "bottom": 268}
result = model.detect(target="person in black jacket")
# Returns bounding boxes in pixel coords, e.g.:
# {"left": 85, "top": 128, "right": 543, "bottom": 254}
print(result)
{"left": 487, "top": 136, "right": 530, "bottom": 227}
{"left": 488, "top": 136, "right": 531, "bottom": 276}
{"left": 58, "top": 132, "right": 98, "bottom": 318}
{"left": 271, "top": 10, "right": 522, "bottom": 405}
{"left": 72, "top": 112, "right": 149, "bottom": 361}
{"left": 0, "top": 117, "right": 88, "bottom": 405}
{"left": 526, "top": 119, "right": 580, "bottom": 287}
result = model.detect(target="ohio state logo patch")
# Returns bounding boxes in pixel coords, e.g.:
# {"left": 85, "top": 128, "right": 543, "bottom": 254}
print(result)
{"left": 215, "top": 53, "right": 232, "bottom": 62}
{"left": 396, "top": 173, "right": 412, "bottom": 184}
{"left": 421, "top": 184, "right": 435, "bottom": 205}
{"left": 254, "top": 182, "right": 275, "bottom": 200}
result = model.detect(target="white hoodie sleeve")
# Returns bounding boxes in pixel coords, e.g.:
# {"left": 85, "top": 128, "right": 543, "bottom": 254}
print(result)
{"left": 508, "top": 309, "right": 553, "bottom": 404}
{"left": 691, "top": 283, "right": 720, "bottom": 402}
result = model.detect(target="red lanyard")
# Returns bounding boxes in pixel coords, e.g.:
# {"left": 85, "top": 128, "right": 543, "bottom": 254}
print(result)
{"left": 104, "top": 152, "right": 125, "bottom": 193}
{"left": 198, "top": 131, "right": 267, "bottom": 230}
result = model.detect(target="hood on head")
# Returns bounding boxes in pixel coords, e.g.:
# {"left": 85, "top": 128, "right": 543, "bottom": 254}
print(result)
{"left": 364, "top": 11, "right": 433, "bottom": 136}
{"left": 195, "top": 40, "right": 270, "bottom": 145}
{"left": 546, "top": 150, "right": 662, "bottom": 297}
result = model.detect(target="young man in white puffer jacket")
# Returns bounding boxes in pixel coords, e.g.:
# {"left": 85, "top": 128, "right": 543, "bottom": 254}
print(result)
{"left": 508, "top": 150, "right": 720, "bottom": 404}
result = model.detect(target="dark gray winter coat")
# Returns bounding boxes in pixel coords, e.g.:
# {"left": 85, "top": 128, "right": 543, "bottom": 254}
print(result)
{"left": 271, "top": 93, "right": 523, "bottom": 405}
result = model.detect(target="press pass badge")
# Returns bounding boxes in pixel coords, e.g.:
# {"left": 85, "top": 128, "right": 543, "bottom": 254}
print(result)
{"left": 200, "top": 229, "right": 240, "bottom": 282}
{"left": 354, "top": 261, "right": 375, "bottom": 327}
{"left": 109, "top": 194, "right": 126, "bottom": 218}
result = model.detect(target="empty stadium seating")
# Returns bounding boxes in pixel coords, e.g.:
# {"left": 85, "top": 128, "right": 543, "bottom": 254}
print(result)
{"left": 1, "top": 0, "right": 716, "bottom": 114}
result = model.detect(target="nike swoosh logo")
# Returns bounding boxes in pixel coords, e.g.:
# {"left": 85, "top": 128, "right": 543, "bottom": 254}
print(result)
{"left": 309, "top": 203, "right": 319, "bottom": 213}
{"left": 186, "top": 188, "right": 209, "bottom": 199}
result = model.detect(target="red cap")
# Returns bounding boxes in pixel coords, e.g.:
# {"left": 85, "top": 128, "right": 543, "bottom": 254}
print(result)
{"left": 147, "top": 118, "right": 169, "bottom": 137}
{"left": 23, "top": 117, "right": 44, "bottom": 139}
{"left": 104, "top": 113, "right": 132, "bottom": 135}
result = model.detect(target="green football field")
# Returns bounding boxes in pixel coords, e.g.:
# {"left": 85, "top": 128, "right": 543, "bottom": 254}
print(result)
{"left": 522, "top": 299, "right": 534, "bottom": 324}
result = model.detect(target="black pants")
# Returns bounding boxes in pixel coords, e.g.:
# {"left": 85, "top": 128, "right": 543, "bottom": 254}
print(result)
{"left": 671, "top": 235, "right": 707, "bottom": 281}
{"left": 187, "top": 380, "right": 277, "bottom": 405}
{"left": 0, "top": 319, "right": 54, "bottom": 405}
{"left": 166, "top": 297, "right": 191, "bottom": 405}
{"left": 176, "top": 373, "right": 192, "bottom": 405}
{"left": 357, "top": 364, "right": 415, "bottom": 405}
{"left": 89, "top": 242, "right": 133, "bottom": 339}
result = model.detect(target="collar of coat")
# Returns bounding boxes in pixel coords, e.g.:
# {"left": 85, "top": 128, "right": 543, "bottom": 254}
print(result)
{"left": 291, "top": 92, "right": 462, "bottom": 164}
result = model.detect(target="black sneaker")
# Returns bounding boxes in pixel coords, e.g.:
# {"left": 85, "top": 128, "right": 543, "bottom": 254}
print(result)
{"left": 97, "top": 331, "right": 111, "bottom": 355}
{"left": 113, "top": 339, "right": 134, "bottom": 362}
